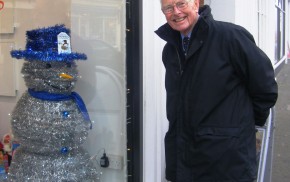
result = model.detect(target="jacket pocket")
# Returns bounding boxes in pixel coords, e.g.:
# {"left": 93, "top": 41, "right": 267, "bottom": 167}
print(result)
{"left": 183, "top": 126, "right": 246, "bottom": 180}
{"left": 196, "top": 126, "right": 240, "bottom": 137}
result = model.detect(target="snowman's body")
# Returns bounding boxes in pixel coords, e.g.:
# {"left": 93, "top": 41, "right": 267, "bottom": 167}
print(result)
{"left": 11, "top": 92, "right": 89, "bottom": 154}
{"left": 8, "top": 28, "right": 98, "bottom": 181}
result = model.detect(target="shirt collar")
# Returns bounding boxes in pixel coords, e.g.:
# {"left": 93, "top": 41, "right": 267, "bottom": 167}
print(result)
{"left": 180, "top": 15, "right": 200, "bottom": 40}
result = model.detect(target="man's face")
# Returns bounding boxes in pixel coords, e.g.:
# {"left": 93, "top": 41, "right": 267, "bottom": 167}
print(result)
{"left": 161, "top": 0, "right": 199, "bottom": 35}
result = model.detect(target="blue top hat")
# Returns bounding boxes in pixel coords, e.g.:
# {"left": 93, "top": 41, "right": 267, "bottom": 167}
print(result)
{"left": 11, "top": 24, "right": 87, "bottom": 62}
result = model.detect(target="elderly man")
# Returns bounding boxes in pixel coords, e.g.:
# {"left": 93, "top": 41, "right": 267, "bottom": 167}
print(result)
{"left": 155, "top": 0, "right": 278, "bottom": 181}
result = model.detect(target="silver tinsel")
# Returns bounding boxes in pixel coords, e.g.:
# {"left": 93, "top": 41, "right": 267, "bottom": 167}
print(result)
{"left": 21, "top": 61, "right": 78, "bottom": 94}
{"left": 8, "top": 60, "right": 99, "bottom": 181}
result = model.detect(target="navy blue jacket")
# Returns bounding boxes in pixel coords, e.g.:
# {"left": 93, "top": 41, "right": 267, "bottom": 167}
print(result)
{"left": 155, "top": 5, "right": 278, "bottom": 182}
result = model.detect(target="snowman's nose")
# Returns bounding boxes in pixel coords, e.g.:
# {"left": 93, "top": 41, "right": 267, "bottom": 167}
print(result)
{"left": 59, "top": 73, "right": 73, "bottom": 80}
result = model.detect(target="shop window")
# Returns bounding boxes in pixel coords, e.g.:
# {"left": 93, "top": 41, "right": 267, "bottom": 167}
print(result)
{"left": 1, "top": 0, "right": 129, "bottom": 181}
{"left": 275, "top": 0, "right": 286, "bottom": 62}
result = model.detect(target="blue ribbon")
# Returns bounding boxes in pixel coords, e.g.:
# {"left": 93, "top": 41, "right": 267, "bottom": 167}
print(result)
{"left": 28, "top": 89, "right": 92, "bottom": 129}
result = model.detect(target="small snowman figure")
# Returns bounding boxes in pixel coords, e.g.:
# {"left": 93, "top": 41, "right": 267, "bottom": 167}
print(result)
{"left": 9, "top": 24, "right": 98, "bottom": 181}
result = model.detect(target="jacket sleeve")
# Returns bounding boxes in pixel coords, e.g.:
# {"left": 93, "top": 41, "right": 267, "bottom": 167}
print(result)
{"left": 228, "top": 27, "right": 278, "bottom": 126}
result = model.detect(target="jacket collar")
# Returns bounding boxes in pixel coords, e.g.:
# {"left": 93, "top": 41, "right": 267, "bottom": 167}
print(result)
{"left": 155, "top": 23, "right": 181, "bottom": 48}
{"left": 186, "top": 17, "right": 209, "bottom": 58}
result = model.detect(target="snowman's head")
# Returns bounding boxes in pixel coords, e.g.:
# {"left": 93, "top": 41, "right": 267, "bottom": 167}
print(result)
{"left": 22, "top": 60, "right": 78, "bottom": 94}
{"left": 10, "top": 24, "right": 87, "bottom": 94}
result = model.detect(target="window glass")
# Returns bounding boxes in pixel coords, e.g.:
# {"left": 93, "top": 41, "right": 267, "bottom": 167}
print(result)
{"left": 1, "top": 0, "right": 127, "bottom": 181}
{"left": 71, "top": 1, "right": 127, "bottom": 182}
{"left": 275, "top": 0, "right": 285, "bottom": 62}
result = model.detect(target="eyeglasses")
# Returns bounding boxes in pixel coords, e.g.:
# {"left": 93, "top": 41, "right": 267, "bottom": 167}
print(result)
{"left": 162, "top": 0, "right": 190, "bottom": 14}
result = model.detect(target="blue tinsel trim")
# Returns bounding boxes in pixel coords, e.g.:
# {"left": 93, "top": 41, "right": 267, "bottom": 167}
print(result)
{"left": 28, "top": 89, "right": 92, "bottom": 129}
{"left": 10, "top": 24, "right": 87, "bottom": 62}
{"left": 11, "top": 50, "right": 87, "bottom": 62}
{"left": 25, "top": 24, "right": 69, "bottom": 51}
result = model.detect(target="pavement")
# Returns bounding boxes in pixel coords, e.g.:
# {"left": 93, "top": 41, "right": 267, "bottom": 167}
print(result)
{"left": 271, "top": 62, "right": 290, "bottom": 182}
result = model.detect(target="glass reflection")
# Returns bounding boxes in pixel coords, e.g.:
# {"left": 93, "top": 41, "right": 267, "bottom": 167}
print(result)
{"left": 7, "top": 0, "right": 127, "bottom": 181}
{"left": 71, "top": 1, "right": 127, "bottom": 182}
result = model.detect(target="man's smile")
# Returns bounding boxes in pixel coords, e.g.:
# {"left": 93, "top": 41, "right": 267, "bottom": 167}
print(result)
{"left": 173, "top": 17, "right": 186, "bottom": 22}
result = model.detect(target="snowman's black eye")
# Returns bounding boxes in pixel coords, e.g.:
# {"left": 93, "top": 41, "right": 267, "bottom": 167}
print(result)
{"left": 45, "top": 63, "right": 52, "bottom": 69}
{"left": 66, "top": 63, "right": 72, "bottom": 68}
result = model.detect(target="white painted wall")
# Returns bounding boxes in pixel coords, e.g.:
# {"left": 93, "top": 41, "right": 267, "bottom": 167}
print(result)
{"left": 235, "top": 0, "right": 258, "bottom": 41}
{"left": 287, "top": 0, "right": 290, "bottom": 60}
{"left": 142, "top": 1, "right": 168, "bottom": 182}
{"left": 207, "top": 0, "right": 277, "bottom": 62}
{"left": 205, "top": 0, "right": 235, "bottom": 23}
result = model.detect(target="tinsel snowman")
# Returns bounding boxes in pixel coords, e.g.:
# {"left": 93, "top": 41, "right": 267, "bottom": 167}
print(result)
{"left": 8, "top": 24, "right": 99, "bottom": 181}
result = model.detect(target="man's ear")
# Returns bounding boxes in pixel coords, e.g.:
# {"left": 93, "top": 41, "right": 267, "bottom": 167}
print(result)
{"left": 193, "top": 0, "right": 200, "bottom": 12}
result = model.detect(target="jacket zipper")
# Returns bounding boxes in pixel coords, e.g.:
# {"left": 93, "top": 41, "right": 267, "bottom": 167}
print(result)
{"left": 175, "top": 47, "right": 183, "bottom": 75}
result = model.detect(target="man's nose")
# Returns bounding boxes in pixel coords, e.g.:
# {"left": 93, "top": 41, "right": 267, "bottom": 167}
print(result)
{"left": 172, "top": 5, "right": 181, "bottom": 13}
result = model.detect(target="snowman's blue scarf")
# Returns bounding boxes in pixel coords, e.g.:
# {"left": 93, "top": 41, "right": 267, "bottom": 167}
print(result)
{"left": 28, "top": 89, "right": 92, "bottom": 129}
